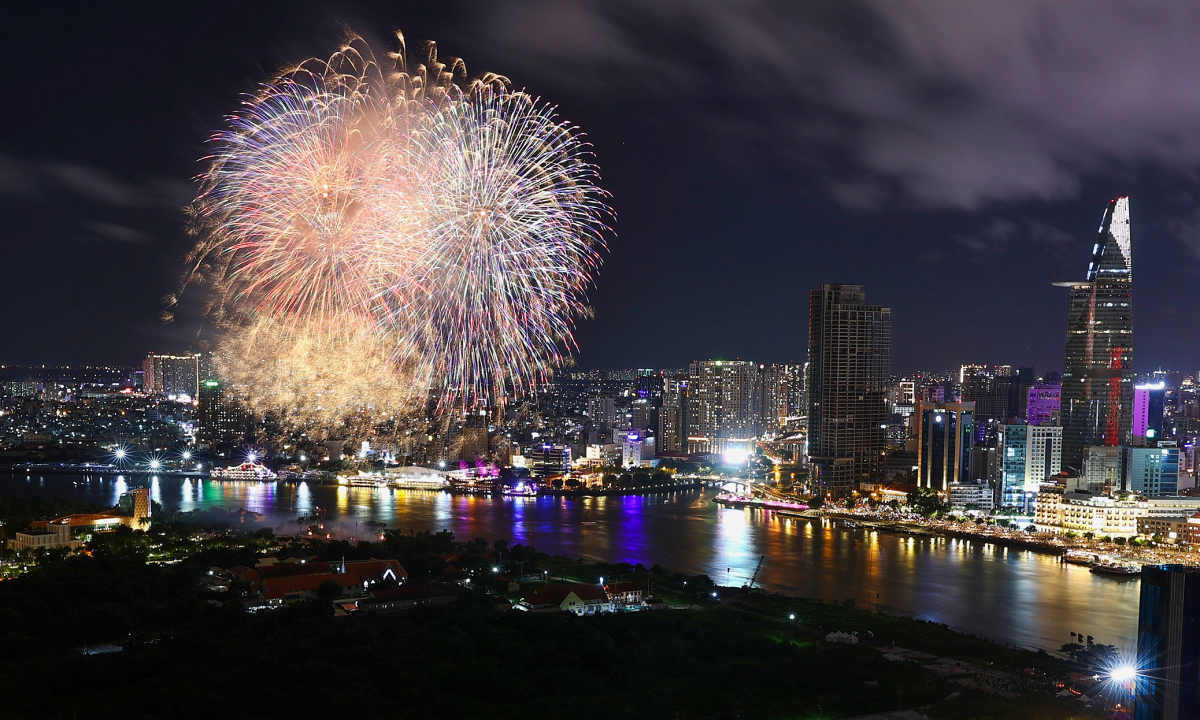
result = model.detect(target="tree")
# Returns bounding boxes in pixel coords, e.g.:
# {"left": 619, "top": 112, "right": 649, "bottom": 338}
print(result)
{"left": 316, "top": 580, "right": 343, "bottom": 599}
{"left": 905, "top": 488, "right": 949, "bottom": 518}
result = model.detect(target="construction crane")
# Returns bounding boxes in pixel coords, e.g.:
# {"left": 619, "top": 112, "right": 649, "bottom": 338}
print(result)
{"left": 748, "top": 555, "right": 766, "bottom": 588}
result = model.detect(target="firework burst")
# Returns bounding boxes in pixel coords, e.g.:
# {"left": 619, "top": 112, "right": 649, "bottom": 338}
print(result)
{"left": 173, "top": 31, "right": 610, "bottom": 429}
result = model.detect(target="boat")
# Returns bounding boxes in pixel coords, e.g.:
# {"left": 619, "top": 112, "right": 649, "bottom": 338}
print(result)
{"left": 337, "top": 473, "right": 386, "bottom": 488}
{"left": 502, "top": 481, "right": 538, "bottom": 497}
{"left": 210, "top": 461, "right": 278, "bottom": 481}
{"left": 1063, "top": 550, "right": 1098, "bottom": 566}
{"left": 1090, "top": 562, "right": 1141, "bottom": 578}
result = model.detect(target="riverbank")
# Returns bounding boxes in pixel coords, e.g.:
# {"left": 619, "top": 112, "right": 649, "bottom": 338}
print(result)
{"left": 0, "top": 520, "right": 1110, "bottom": 720}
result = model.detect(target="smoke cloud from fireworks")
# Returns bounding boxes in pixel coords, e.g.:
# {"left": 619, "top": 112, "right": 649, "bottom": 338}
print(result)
{"left": 172, "top": 32, "right": 609, "bottom": 432}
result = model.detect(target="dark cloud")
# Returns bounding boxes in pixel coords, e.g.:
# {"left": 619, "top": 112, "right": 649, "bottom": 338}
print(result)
{"left": 84, "top": 221, "right": 152, "bottom": 244}
{"left": 955, "top": 218, "right": 1072, "bottom": 257}
{"left": 0, "top": 153, "right": 191, "bottom": 209}
{"left": 475, "top": 0, "right": 1200, "bottom": 211}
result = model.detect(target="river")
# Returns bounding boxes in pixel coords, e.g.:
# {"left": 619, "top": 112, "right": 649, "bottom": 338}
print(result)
{"left": 2, "top": 471, "right": 1139, "bottom": 652}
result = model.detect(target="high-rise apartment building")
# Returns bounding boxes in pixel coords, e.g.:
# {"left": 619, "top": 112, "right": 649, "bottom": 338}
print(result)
{"left": 915, "top": 402, "right": 975, "bottom": 495}
{"left": 657, "top": 376, "right": 688, "bottom": 454}
{"left": 807, "top": 284, "right": 891, "bottom": 498}
{"left": 759, "top": 364, "right": 789, "bottom": 432}
{"left": 687, "top": 360, "right": 763, "bottom": 440}
{"left": 142, "top": 352, "right": 200, "bottom": 399}
{"left": 197, "top": 378, "right": 251, "bottom": 448}
{"left": 998, "top": 422, "right": 1063, "bottom": 509}
{"left": 1058, "top": 196, "right": 1134, "bottom": 469}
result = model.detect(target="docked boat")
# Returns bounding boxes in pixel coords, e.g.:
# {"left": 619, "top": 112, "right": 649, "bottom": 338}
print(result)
{"left": 1063, "top": 550, "right": 1098, "bottom": 566}
{"left": 210, "top": 461, "right": 277, "bottom": 481}
{"left": 502, "top": 482, "right": 538, "bottom": 497}
{"left": 1090, "top": 562, "right": 1141, "bottom": 578}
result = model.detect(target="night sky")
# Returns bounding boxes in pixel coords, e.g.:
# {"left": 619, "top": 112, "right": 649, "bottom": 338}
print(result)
{"left": 4, "top": 1, "right": 1200, "bottom": 374}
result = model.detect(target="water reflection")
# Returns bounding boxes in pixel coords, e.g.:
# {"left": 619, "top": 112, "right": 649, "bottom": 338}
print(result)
{"left": 0, "top": 472, "right": 1139, "bottom": 651}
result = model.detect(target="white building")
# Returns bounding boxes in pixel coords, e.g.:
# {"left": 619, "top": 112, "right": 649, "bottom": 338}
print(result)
{"left": 998, "top": 423, "right": 1062, "bottom": 509}
{"left": 948, "top": 481, "right": 995, "bottom": 512}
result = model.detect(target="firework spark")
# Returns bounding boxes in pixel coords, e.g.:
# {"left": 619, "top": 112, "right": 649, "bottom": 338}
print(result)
{"left": 173, "top": 32, "right": 610, "bottom": 429}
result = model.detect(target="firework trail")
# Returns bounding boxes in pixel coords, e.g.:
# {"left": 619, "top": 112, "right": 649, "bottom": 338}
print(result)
{"left": 172, "top": 32, "right": 610, "bottom": 429}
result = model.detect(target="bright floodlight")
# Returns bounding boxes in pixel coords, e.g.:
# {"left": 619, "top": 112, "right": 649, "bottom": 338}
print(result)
{"left": 248, "top": 452, "right": 257, "bottom": 463}
{"left": 182, "top": 451, "right": 191, "bottom": 460}
{"left": 1110, "top": 665, "right": 1137, "bottom": 683}
{"left": 789, "top": 613, "right": 796, "bottom": 620}
{"left": 115, "top": 448, "right": 126, "bottom": 459}
{"left": 149, "top": 459, "right": 161, "bottom": 470}
{"left": 724, "top": 448, "right": 748, "bottom": 465}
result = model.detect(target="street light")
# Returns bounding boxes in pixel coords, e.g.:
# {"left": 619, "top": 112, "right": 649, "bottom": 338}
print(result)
{"left": 492, "top": 566, "right": 499, "bottom": 573}
{"left": 182, "top": 451, "right": 191, "bottom": 461}
{"left": 789, "top": 613, "right": 796, "bottom": 621}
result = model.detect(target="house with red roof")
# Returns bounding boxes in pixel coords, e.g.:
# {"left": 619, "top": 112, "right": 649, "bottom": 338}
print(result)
{"left": 518, "top": 583, "right": 612, "bottom": 615}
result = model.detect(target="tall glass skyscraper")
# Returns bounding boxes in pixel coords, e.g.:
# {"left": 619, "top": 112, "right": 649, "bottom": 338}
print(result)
{"left": 1057, "top": 197, "right": 1134, "bottom": 470}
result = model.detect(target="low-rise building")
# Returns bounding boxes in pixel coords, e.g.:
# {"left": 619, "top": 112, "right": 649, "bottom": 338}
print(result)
{"left": 604, "top": 582, "right": 644, "bottom": 609}
{"left": 948, "top": 481, "right": 995, "bottom": 512}
{"left": 8, "top": 522, "right": 82, "bottom": 552}
{"left": 1036, "top": 491, "right": 1141, "bottom": 538}
{"left": 1138, "top": 515, "right": 1191, "bottom": 544}
{"left": 518, "top": 584, "right": 612, "bottom": 615}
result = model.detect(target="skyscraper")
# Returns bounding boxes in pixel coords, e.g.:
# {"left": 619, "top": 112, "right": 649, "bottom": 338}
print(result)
{"left": 1135, "top": 565, "right": 1200, "bottom": 720}
{"left": 1058, "top": 196, "right": 1134, "bottom": 470}
{"left": 915, "top": 401, "right": 975, "bottom": 495}
{"left": 807, "top": 284, "right": 892, "bottom": 498}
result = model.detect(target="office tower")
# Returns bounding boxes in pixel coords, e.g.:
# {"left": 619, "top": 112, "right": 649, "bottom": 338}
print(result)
{"left": 1058, "top": 196, "right": 1134, "bottom": 469}
{"left": 1135, "top": 565, "right": 1200, "bottom": 720}
{"left": 527, "top": 444, "right": 571, "bottom": 477}
{"left": 1081, "top": 445, "right": 1122, "bottom": 495}
{"left": 1134, "top": 382, "right": 1167, "bottom": 442}
{"left": 807, "top": 284, "right": 892, "bottom": 498}
{"left": 1027, "top": 382, "right": 1062, "bottom": 426}
{"left": 142, "top": 352, "right": 200, "bottom": 399}
{"left": 1123, "top": 443, "right": 1179, "bottom": 496}
{"left": 998, "top": 422, "right": 1063, "bottom": 509}
{"left": 959, "top": 365, "right": 1031, "bottom": 442}
{"left": 915, "top": 402, "right": 975, "bottom": 494}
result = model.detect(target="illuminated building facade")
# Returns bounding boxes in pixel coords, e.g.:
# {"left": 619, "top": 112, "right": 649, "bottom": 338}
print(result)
{"left": 1058, "top": 196, "right": 1134, "bottom": 470}
{"left": 1134, "top": 382, "right": 1167, "bottom": 443}
{"left": 998, "top": 422, "right": 1063, "bottom": 509}
{"left": 915, "top": 402, "right": 975, "bottom": 494}
{"left": 142, "top": 352, "right": 200, "bottom": 399}
{"left": 807, "top": 284, "right": 891, "bottom": 498}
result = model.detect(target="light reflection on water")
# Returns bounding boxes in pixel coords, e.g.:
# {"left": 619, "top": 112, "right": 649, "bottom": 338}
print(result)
{"left": 0, "top": 472, "right": 1138, "bottom": 651}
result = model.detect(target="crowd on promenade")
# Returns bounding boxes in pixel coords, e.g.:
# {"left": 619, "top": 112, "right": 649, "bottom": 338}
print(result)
{"left": 825, "top": 505, "right": 1200, "bottom": 568}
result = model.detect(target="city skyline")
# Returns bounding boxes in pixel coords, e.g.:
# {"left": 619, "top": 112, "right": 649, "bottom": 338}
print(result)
{"left": 4, "top": 3, "right": 1200, "bottom": 373}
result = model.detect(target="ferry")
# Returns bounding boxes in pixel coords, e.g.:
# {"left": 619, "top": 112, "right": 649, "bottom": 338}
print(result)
{"left": 210, "top": 461, "right": 278, "bottom": 481}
